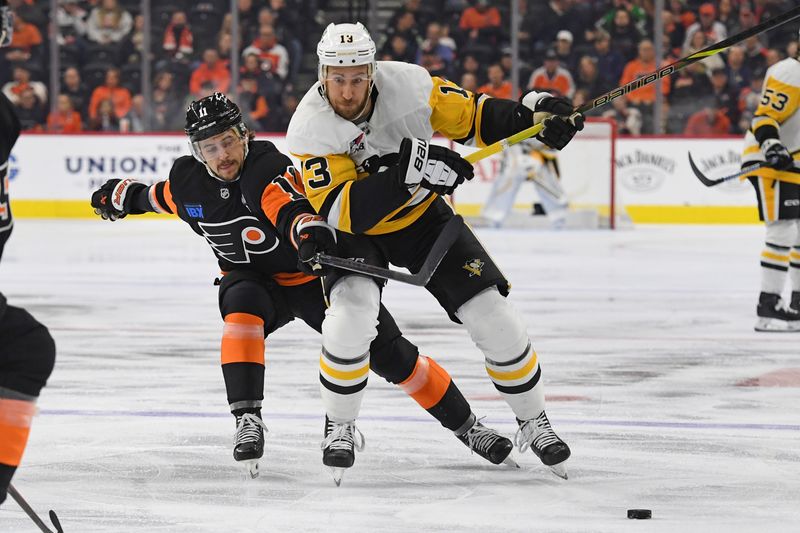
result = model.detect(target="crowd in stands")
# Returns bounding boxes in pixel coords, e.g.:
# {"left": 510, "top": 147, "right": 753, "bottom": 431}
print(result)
{"left": 0, "top": 0, "right": 797, "bottom": 135}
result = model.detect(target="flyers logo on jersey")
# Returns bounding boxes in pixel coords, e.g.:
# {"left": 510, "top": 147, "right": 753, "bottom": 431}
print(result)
{"left": 198, "top": 215, "right": 279, "bottom": 264}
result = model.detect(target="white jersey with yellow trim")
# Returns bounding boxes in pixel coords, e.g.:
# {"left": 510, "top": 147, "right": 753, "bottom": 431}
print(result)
{"left": 287, "top": 60, "right": 519, "bottom": 235}
{"left": 742, "top": 57, "right": 800, "bottom": 184}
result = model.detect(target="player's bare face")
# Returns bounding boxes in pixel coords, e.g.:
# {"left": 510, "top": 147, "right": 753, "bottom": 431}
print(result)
{"left": 325, "top": 65, "right": 371, "bottom": 121}
{"left": 199, "top": 130, "right": 245, "bottom": 181}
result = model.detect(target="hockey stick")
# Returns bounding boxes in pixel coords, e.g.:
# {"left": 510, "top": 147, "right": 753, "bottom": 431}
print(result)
{"left": 465, "top": 4, "right": 800, "bottom": 165}
{"left": 315, "top": 214, "right": 463, "bottom": 286}
{"left": 687, "top": 151, "right": 768, "bottom": 186}
{"left": 7, "top": 484, "right": 64, "bottom": 533}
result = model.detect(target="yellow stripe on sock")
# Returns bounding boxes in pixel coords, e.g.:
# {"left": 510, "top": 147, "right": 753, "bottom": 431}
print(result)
{"left": 485, "top": 352, "right": 538, "bottom": 381}
{"left": 319, "top": 356, "right": 370, "bottom": 381}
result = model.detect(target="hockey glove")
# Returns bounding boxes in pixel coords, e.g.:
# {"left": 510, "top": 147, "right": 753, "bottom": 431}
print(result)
{"left": 522, "top": 92, "right": 584, "bottom": 150}
{"left": 292, "top": 214, "right": 337, "bottom": 276}
{"left": 397, "top": 138, "right": 474, "bottom": 196}
{"left": 90, "top": 178, "right": 147, "bottom": 221}
{"left": 761, "top": 139, "right": 794, "bottom": 171}
{"left": 0, "top": 6, "right": 12, "bottom": 48}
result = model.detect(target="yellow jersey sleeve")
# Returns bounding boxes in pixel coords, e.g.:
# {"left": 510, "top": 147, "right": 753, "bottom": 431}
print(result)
{"left": 753, "top": 75, "right": 800, "bottom": 125}
{"left": 428, "top": 77, "right": 487, "bottom": 146}
{"left": 295, "top": 152, "right": 429, "bottom": 235}
{"left": 428, "top": 76, "right": 536, "bottom": 148}
{"left": 296, "top": 153, "right": 358, "bottom": 232}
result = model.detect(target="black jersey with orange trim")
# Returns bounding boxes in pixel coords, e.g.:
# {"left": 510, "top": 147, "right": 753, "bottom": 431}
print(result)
{"left": 0, "top": 91, "right": 21, "bottom": 264}
{"left": 133, "top": 140, "right": 316, "bottom": 284}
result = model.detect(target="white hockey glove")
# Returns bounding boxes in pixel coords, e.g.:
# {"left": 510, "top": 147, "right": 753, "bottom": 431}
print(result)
{"left": 397, "top": 138, "right": 474, "bottom": 196}
{"left": 761, "top": 138, "right": 794, "bottom": 171}
{"left": 90, "top": 178, "right": 147, "bottom": 221}
{"left": 522, "top": 91, "right": 584, "bottom": 150}
{"left": 0, "top": 5, "right": 13, "bottom": 48}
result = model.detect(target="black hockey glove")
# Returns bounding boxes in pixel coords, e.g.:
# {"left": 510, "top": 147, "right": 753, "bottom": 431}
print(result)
{"left": 397, "top": 138, "right": 474, "bottom": 196}
{"left": 761, "top": 139, "right": 794, "bottom": 171}
{"left": 90, "top": 178, "right": 147, "bottom": 221}
{"left": 522, "top": 92, "right": 584, "bottom": 150}
{"left": 292, "top": 214, "right": 337, "bottom": 276}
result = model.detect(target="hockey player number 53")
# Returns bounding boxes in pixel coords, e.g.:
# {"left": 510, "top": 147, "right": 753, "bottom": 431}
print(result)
{"left": 761, "top": 88, "right": 789, "bottom": 112}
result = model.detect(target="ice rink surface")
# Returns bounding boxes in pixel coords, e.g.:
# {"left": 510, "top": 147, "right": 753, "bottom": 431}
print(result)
{"left": 1, "top": 219, "right": 798, "bottom": 532}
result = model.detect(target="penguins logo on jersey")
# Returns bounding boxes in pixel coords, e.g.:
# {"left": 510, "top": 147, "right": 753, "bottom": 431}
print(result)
{"left": 198, "top": 215, "right": 279, "bottom": 263}
{"left": 463, "top": 258, "right": 484, "bottom": 277}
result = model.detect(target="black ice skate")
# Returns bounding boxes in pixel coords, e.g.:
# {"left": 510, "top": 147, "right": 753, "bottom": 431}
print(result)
{"left": 791, "top": 291, "right": 800, "bottom": 313}
{"left": 515, "top": 411, "right": 571, "bottom": 479}
{"left": 456, "top": 417, "right": 517, "bottom": 467}
{"left": 321, "top": 415, "right": 364, "bottom": 486}
{"left": 755, "top": 292, "right": 800, "bottom": 332}
{"left": 233, "top": 412, "right": 268, "bottom": 479}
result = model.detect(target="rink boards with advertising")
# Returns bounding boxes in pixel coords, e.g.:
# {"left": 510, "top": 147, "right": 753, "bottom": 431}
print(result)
{"left": 7, "top": 133, "right": 758, "bottom": 224}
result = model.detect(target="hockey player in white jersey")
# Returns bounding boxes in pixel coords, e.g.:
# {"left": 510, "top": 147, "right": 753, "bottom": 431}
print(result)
{"left": 287, "top": 22, "right": 584, "bottom": 479}
{"left": 481, "top": 138, "right": 569, "bottom": 228}
{"left": 740, "top": 29, "right": 800, "bottom": 332}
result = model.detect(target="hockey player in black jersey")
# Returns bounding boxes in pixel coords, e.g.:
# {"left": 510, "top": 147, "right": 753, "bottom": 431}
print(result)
{"left": 90, "top": 93, "right": 514, "bottom": 481}
{"left": 0, "top": 3, "right": 57, "bottom": 505}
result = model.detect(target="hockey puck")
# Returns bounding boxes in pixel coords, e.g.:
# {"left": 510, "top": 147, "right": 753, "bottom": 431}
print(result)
{"left": 627, "top": 509, "right": 652, "bottom": 520}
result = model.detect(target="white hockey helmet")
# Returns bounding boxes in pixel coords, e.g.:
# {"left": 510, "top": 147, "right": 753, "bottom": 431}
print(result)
{"left": 316, "top": 22, "right": 377, "bottom": 91}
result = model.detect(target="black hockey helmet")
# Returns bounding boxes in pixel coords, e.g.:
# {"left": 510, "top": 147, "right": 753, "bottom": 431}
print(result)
{"left": 184, "top": 92, "right": 244, "bottom": 143}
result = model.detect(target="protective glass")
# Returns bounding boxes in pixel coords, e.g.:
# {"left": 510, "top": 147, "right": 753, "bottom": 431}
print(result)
{"left": 191, "top": 130, "right": 244, "bottom": 162}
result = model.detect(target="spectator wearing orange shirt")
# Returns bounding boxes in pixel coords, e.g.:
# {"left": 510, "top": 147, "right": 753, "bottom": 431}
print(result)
{"left": 459, "top": 0, "right": 501, "bottom": 45}
{"left": 190, "top": 48, "right": 231, "bottom": 97}
{"left": 3, "top": 12, "right": 42, "bottom": 65}
{"left": 237, "top": 74, "right": 269, "bottom": 130}
{"left": 619, "top": 39, "right": 670, "bottom": 132}
{"left": 88, "top": 68, "right": 132, "bottom": 119}
{"left": 460, "top": 0, "right": 501, "bottom": 32}
{"left": 479, "top": 64, "right": 513, "bottom": 100}
{"left": 527, "top": 48, "right": 575, "bottom": 99}
{"left": 684, "top": 101, "right": 731, "bottom": 135}
{"left": 47, "top": 94, "right": 83, "bottom": 133}
{"left": 162, "top": 11, "right": 193, "bottom": 60}
{"left": 241, "top": 24, "right": 289, "bottom": 81}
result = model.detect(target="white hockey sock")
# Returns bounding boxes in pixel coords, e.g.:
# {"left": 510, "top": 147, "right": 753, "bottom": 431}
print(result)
{"left": 319, "top": 275, "right": 379, "bottom": 422}
{"left": 790, "top": 246, "right": 800, "bottom": 293}
{"left": 760, "top": 242, "right": 790, "bottom": 294}
{"left": 456, "top": 288, "right": 546, "bottom": 421}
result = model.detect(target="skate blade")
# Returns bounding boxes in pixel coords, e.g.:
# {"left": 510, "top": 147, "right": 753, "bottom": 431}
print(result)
{"left": 502, "top": 455, "right": 520, "bottom": 468}
{"left": 755, "top": 318, "right": 800, "bottom": 332}
{"left": 548, "top": 462, "right": 568, "bottom": 480}
{"left": 241, "top": 459, "right": 260, "bottom": 479}
{"left": 330, "top": 467, "right": 345, "bottom": 486}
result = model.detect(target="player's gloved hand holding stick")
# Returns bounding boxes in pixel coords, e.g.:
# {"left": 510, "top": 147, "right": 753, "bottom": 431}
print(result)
{"left": 762, "top": 138, "right": 794, "bottom": 170}
{"left": 522, "top": 92, "right": 585, "bottom": 150}
{"left": 397, "top": 138, "right": 474, "bottom": 196}
{"left": 91, "top": 178, "right": 148, "bottom": 221}
{"left": 469, "top": 5, "right": 800, "bottom": 166}
{"left": 292, "top": 214, "right": 337, "bottom": 276}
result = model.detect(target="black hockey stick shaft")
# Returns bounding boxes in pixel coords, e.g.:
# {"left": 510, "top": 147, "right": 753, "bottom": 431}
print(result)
{"left": 316, "top": 214, "right": 463, "bottom": 286}
{"left": 7, "top": 484, "right": 64, "bottom": 533}
{"left": 467, "top": 5, "right": 800, "bottom": 163}
{"left": 578, "top": 5, "right": 800, "bottom": 115}
{"left": 687, "top": 151, "right": 768, "bottom": 186}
